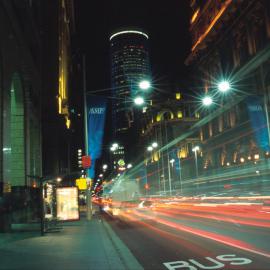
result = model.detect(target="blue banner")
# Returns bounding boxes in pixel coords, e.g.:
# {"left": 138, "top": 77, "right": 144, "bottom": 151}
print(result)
{"left": 87, "top": 96, "right": 107, "bottom": 178}
{"left": 246, "top": 96, "right": 270, "bottom": 151}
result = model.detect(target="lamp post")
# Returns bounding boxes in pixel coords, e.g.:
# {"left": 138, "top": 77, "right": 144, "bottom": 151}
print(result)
{"left": 167, "top": 156, "right": 172, "bottom": 196}
{"left": 192, "top": 146, "right": 200, "bottom": 178}
{"left": 146, "top": 142, "right": 159, "bottom": 195}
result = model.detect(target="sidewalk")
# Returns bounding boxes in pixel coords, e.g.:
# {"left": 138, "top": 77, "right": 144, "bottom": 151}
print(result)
{"left": 0, "top": 214, "right": 143, "bottom": 270}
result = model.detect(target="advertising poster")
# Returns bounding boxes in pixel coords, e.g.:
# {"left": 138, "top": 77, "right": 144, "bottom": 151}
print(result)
{"left": 56, "top": 187, "right": 79, "bottom": 221}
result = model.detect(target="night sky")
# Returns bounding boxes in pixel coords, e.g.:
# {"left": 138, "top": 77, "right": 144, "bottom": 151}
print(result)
{"left": 74, "top": 0, "right": 191, "bottom": 161}
{"left": 75, "top": 0, "right": 191, "bottom": 92}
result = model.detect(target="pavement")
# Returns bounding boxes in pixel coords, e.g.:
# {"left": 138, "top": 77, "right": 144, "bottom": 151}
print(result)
{"left": 0, "top": 213, "right": 143, "bottom": 270}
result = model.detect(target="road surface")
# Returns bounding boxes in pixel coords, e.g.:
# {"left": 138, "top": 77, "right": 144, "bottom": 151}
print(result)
{"left": 104, "top": 200, "right": 270, "bottom": 270}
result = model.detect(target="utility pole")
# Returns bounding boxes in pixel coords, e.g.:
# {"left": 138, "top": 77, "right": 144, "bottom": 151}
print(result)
{"left": 83, "top": 55, "right": 92, "bottom": 220}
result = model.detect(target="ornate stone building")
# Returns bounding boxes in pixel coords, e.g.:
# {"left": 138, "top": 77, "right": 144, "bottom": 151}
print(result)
{"left": 185, "top": 0, "right": 270, "bottom": 195}
{"left": 139, "top": 93, "right": 200, "bottom": 195}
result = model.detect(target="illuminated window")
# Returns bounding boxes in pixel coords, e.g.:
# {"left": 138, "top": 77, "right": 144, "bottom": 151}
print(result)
{"left": 209, "top": 122, "right": 213, "bottom": 137}
{"left": 191, "top": 8, "right": 200, "bottom": 24}
{"left": 177, "top": 111, "right": 183, "bottom": 118}
{"left": 156, "top": 114, "right": 161, "bottom": 122}
{"left": 179, "top": 148, "right": 187, "bottom": 158}
{"left": 195, "top": 112, "right": 200, "bottom": 118}
{"left": 176, "top": 93, "right": 181, "bottom": 100}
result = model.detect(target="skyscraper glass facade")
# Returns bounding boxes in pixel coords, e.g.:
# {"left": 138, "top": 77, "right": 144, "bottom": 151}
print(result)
{"left": 110, "top": 29, "right": 151, "bottom": 136}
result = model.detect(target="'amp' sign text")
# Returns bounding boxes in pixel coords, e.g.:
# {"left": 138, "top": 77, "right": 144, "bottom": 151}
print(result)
{"left": 89, "top": 107, "right": 105, "bottom": 114}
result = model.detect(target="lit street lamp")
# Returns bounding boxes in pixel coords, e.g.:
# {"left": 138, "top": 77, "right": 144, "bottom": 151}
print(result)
{"left": 110, "top": 143, "right": 119, "bottom": 151}
{"left": 147, "top": 146, "right": 153, "bottom": 152}
{"left": 152, "top": 142, "right": 158, "bottom": 148}
{"left": 134, "top": 96, "right": 144, "bottom": 105}
{"left": 192, "top": 146, "right": 200, "bottom": 178}
{"left": 139, "top": 80, "right": 151, "bottom": 90}
{"left": 218, "top": 80, "right": 230, "bottom": 93}
{"left": 169, "top": 158, "right": 175, "bottom": 167}
{"left": 202, "top": 96, "right": 213, "bottom": 106}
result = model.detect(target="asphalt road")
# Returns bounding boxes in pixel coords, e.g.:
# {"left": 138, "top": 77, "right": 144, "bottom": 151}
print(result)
{"left": 103, "top": 202, "right": 270, "bottom": 270}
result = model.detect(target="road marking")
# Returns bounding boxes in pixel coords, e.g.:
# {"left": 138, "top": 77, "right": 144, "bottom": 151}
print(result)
{"left": 163, "top": 254, "right": 252, "bottom": 270}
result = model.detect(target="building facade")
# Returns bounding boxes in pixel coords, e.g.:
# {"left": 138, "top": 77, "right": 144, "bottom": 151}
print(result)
{"left": 42, "top": 0, "right": 75, "bottom": 176}
{"left": 185, "top": 0, "right": 270, "bottom": 196}
{"left": 109, "top": 28, "right": 151, "bottom": 163}
{"left": 139, "top": 93, "right": 200, "bottom": 195}
{"left": 0, "top": 0, "right": 43, "bottom": 228}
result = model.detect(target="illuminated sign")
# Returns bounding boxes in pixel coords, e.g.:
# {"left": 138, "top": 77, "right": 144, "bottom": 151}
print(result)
{"left": 76, "top": 178, "right": 87, "bottom": 190}
{"left": 118, "top": 159, "right": 125, "bottom": 167}
{"left": 82, "top": 155, "right": 91, "bottom": 168}
{"left": 56, "top": 187, "right": 79, "bottom": 221}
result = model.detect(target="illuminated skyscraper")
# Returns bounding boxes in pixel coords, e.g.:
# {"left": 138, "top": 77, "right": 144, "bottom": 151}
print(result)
{"left": 110, "top": 29, "right": 151, "bottom": 137}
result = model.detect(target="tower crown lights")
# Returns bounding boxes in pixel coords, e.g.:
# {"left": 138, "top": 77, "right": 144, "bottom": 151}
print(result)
{"left": 110, "top": 30, "right": 149, "bottom": 41}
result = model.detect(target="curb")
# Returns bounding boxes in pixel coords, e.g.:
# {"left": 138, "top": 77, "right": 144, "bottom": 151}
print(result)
{"left": 102, "top": 219, "right": 144, "bottom": 270}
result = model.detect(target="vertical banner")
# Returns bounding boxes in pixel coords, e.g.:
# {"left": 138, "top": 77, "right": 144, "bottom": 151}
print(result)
{"left": 87, "top": 96, "right": 107, "bottom": 178}
{"left": 246, "top": 96, "right": 270, "bottom": 152}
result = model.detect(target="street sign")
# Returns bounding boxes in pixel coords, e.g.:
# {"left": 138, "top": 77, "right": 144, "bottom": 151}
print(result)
{"left": 76, "top": 178, "right": 87, "bottom": 190}
{"left": 82, "top": 155, "right": 91, "bottom": 168}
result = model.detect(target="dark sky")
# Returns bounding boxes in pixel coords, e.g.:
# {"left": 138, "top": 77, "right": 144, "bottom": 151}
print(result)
{"left": 73, "top": 0, "right": 192, "bottom": 171}
{"left": 75, "top": 0, "right": 191, "bottom": 92}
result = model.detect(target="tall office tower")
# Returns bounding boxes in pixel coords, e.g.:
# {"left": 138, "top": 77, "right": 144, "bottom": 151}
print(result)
{"left": 110, "top": 29, "right": 151, "bottom": 140}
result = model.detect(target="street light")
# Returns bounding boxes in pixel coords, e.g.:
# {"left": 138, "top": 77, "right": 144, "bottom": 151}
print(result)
{"left": 192, "top": 146, "right": 200, "bottom": 178}
{"left": 218, "top": 80, "right": 230, "bottom": 93}
{"left": 169, "top": 158, "right": 175, "bottom": 167}
{"left": 56, "top": 177, "right": 62, "bottom": 183}
{"left": 202, "top": 96, "right": 213, "bottom": 106}
{"left": 102, "top": 164, "right": 108, "bottom": 170}
{"left": 147, "top": 146, "right": 153, "bottom": 152}
{"left": 134, "top": 96, "right": 144, "bottom": 105}
{"left": 152, "top": 142, "right": 158, "bottom": 148}
{"left": 139, "top": 80, "right": 151, "bottom": 90}
{"left": 110, "top": 143, "right": 119, "bottom": 151}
